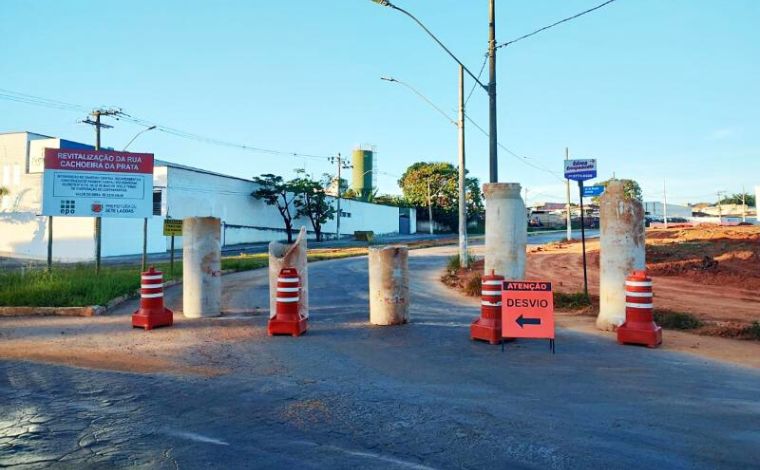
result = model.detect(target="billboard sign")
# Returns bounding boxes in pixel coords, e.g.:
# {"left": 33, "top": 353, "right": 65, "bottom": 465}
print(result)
{"left": 42, "top": 148, "right": 154, "bottom": 218}
{"left": 501, "top": 281, "right": 555, "bottom": 339}
{"left": 564, "top": 159, "right": 597, "bottom": 182}
{"left": 582, "top": 185, "right": 605, "bottom": 197}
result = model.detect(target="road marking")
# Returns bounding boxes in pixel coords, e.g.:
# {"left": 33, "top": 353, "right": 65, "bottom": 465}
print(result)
{"left": 165, "top": 430, "right": 230, "bottom": 446}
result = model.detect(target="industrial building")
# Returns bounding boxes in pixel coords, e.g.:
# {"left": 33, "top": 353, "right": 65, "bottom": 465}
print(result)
{"left": 643, "top": 201, "right": 692, "bottom": 220}
{"left": 0, "top": 132, "right": 415, "bottom": 262}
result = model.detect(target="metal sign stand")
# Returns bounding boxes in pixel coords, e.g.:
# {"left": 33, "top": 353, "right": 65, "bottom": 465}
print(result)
{"left": 578, "top": 180, "right": 589, "bottom": 301}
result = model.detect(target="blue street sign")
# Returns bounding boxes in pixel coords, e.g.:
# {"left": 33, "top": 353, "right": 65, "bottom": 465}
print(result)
{"left": 564, "top": 159, "right": 597, "bottom": 182}
{"left": 582, "top": 185, "right": 605, "bottom": 197}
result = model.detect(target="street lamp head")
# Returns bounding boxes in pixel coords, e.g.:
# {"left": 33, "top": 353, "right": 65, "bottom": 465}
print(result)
{"left": 147, "top": 125, "right": 157, "bottom": 131}
{"left": 380, "top": 76, "right": 397, "bottom": 82}
{"left": 371, "top": 0, "right": 392, "bottom": 6}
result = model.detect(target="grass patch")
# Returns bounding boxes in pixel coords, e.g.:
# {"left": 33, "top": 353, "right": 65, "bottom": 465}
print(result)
{"left": 739, "top": 321, "right": 760, "bottom": 340}
{"left": 653, "top": 310, "right": 703, "bottom": 330}
{"left": 553, "top": 292, "right": 591, "bottom": 310}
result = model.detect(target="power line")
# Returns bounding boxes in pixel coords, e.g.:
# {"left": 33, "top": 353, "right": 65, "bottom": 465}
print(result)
{"left": 496, "top": 0, "right": 619, "bottom": 50}
{"left": 0, "top": 87, "right": 333, "bottom": 162}
{"left": 465, "top": 54, "right": 488, "bottom": 106}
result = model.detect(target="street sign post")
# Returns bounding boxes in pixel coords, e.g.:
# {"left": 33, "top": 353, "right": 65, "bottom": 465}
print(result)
{"left": 163, "top": 219, "right": 183, "bottom": 277}
{"left": 563, "top": 158, "right": 597, "bottom": 302}
{"left": 582, "top": 185, "right": 605, "bottom": 198}
{"left": 502, "top": 281, "right": 555, "bottom": 353}
{"left": 564, "top": 159, "right": 597, "bottom": 181}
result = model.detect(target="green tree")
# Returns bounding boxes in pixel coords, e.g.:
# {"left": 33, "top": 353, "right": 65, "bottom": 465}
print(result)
{"left": 719, "top": 192, "right": 755, "bottom": 207}
{"left": 398, "top": 162, "right": 483, "bottom": 230}
{"left": 292, "top": 172, "right": 335, "bottom": 242}
{"left": 0, "top": 186, "right": 8, "bottom": 202}
{"left": 373, "top": 194, "right": 408, "bottom": 207}
{"left": 252, "top": 174, "right": 297, "bottom": 243}
{"left": 593, "top": 178, "right": 643, "bottom": 204}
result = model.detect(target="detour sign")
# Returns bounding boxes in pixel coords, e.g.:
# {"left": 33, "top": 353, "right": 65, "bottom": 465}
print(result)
{"left": 502, "top": 281, "right": 555, "bottom": 339}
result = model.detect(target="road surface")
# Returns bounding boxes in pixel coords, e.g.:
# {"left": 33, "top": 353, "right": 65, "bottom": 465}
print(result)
{"left": 2, "top": 235, "right": 756, "bottom": 469}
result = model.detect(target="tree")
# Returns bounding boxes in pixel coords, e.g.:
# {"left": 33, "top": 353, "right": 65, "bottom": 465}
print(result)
{"left": 593, "top": 179, "right": 642, "bottom": 204}
{"left": 373, "top": 194, "right": 408, "bottom": 207}
{"left": 398, "top": 162, "right": 483, "bottom": 230}
{"left": 292, "top": 172, "right": 335, "bottom": 242}
{"left": 252, "top": 174, "right": 297, "bottom": 243}
{"left": 719, "top": 192, "right": 755, "bottom": 207}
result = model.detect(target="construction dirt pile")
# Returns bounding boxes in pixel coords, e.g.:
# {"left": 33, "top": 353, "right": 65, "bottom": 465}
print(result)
{"left": 442, "top": 225, "right": 760, "bottom": 341}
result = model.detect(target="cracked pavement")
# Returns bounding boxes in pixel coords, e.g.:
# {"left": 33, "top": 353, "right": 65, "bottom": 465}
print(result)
{"left": 1, "top": 237, "right": 759, "bottom": 469}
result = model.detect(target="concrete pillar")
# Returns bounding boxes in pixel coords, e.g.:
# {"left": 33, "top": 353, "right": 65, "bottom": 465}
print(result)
{"left": 269, "top": 226, "right": 309, "bottom": 319}
{"left": 368, "top": 245, "right": 409, "bottom": 325}
{"left": 598, "top": 180, "right": 646, "bottom": 331}
{"left": 483, "top": 183, "right": 527, "bottom": 280}
{"left": 182, "top": 217, "right": 222, "bottom": 318}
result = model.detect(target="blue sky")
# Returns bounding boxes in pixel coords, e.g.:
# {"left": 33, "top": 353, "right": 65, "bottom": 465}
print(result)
{"left": 1, "top": 0, "right": 758, "bottom": 205}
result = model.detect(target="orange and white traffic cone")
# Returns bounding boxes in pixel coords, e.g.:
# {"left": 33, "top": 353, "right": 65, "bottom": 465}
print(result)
{"left": 132, "top": 267, "right": 173, "bottom": 330}
{"left": 470, "top": 271, "right": 504, "bottom": 344}
{"left": 617, "top": 270, "right": 662, "bottom": 348}
{"left": 268, "top": 267, "right": 308, "bottom": 337}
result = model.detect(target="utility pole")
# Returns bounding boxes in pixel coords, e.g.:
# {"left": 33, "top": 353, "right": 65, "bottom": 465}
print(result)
{"left": 565, "top": 148, "right": 572, "bottom": 241}
{"left": 663, "top": 177, "right": 668, "bottom": 229}
{"left": 457, "top": 65, "right": 468, "bottom": 267}
{"left": 427, "top": 180, "right": 434, "bottom": 235}
{"left": 329, "top": 153, "right": 350, "bottom": 241}
{"left": 742, "top": 186, "right": 747, "bottom": 223}
{"left": 81, "top": 108, "right": 117, "bottom": 273}
{"left": 717, "top": 191, "right": 724, "bottom": 225}
{"left": 488, "top": 0, "right": 498, "bottom": 183}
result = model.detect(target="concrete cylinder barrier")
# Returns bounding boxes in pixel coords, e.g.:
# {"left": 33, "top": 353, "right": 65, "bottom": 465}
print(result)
{"left": 269, "top": 226, "right": 309, "bottom": 319}
{"left": 368, "top": 245, "right": 409, "bottom": 326}
{"left": 483, "top": 183, "right": 527, "bottom": 280}
{"left": 597, "top": 180, "right": 646, "bottom": 331}
{"left": 182, "top": 217, "right": 222, "bottom": 318}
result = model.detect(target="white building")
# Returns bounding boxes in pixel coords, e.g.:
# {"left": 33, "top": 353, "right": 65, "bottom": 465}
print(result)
{"left": 643, "top": 201, "right": 692, "bottom": 220}
{"left": 0, "top": 131, "right": 415, "bottom": 262}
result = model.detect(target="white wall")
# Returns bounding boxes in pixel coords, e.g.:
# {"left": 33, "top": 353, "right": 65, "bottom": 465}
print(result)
{"left": 1, "top": 140, "right": 409, "bottom": 260}
{"left": 643, "top": 201, "right": 692, "bottom": 219}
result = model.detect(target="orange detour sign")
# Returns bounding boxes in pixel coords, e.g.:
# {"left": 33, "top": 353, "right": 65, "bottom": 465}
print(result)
{"left": 502, "top": 281, "right": 555, "bottom": 352}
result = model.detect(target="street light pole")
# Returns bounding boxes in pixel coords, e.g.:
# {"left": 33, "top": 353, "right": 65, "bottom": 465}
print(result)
{"left": 372, "top": 0, "right": 496, "bottom": 184}
{"left": 457, "top": 65, "right": 469, "bottom": 267}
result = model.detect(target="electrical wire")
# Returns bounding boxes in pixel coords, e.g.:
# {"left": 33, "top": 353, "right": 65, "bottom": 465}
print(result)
{"left": 496, "top": 0, "right": 619, "bottom": 50}
{"left": 0, "top": 87, "right": 333, "bottom": 162}
{"left": 464, "top": 54, "right": 488, "bottom": 106}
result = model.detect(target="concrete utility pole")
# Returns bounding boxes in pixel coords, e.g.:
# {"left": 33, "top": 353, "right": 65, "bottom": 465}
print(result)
{"left": 457, "top": 65, "right": 469, "bottom": 267}
{"left": 663, "top": 177, "right": 668, "bottom": 229}
{"left": 717, "top": 191, "right": 724, "bottom": 224}
{"left": 565, "top": 148, "right": 572, "bottom": 241}
{"left": 329, "top": 153, "right": 350, "bottom": 240}
{"left": 488, "top": 0, "right": 498, "bottom": 183}
{"left": 427, "top": 180, "right": 434, "bottom": 235}
{"left": 82, "top": 108, "right": 117, "bottom": 273}
{"left": 742, "top": 186, "right": 747, "bottom": 223}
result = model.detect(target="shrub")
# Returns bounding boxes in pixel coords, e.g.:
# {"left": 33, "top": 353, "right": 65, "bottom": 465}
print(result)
{"left": 740, "top": 321, "right": 760, "bottom": 340}
{"left": 653, "top": 310, "right": 703, "bottom": 330}
{"left": 464, "top": 273, "right": 482, "bottom": 297}
{"left": 553, "top": 292, "right": 591, "bottom": 310}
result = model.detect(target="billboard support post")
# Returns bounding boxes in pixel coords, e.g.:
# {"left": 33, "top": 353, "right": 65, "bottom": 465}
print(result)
{"left": 47, "top": 216, "right": 53, "bottom": 270}
{"left": 578, "top": 181, "right": 589, "bottom": 301}
{"left": 142, "top": 217, "right": 148, "bottom": 272}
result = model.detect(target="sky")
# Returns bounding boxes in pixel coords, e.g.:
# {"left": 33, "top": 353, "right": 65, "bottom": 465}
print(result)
{"left": 1, "top": 0, "right": 758, "bottom": 206}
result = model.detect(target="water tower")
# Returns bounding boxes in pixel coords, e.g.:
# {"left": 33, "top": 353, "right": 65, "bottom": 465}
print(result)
{"left": 351, "top": 146, "right": 376, "bottom": 201}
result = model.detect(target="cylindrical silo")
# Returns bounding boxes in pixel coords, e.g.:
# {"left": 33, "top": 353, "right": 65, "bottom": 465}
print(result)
{"left": 483, "top": 183, "right": 527, "bottom": 280}
{"left": 351, "top": 148, "right": 373, "bottom": 201}
{"left": 597, "top": 180, "right": 646, "bottom": 331}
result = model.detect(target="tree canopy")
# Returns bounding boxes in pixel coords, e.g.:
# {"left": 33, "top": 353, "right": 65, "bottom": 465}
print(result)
{"left": 252, "top": 174, "right": 297, "bottom": 243}
{"left": 593, "top": 178, "right": 642, "bottom": 203}
{"left": 292, "top": 171, "right": 335, "bottom": 242}
{"left": 398, "top": 162, "right": 483, "bottom": 229}
{"left": 719, "top": 192, "right": 755, "bottom": 207}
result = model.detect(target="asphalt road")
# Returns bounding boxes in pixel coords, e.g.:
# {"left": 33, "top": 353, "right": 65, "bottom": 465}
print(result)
{"left": 2, "top": 233, "right": 756, "bottom": 469}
